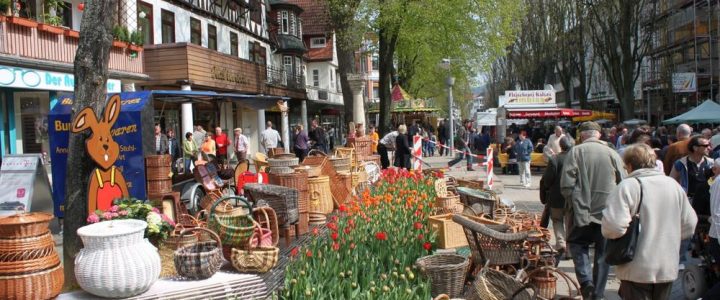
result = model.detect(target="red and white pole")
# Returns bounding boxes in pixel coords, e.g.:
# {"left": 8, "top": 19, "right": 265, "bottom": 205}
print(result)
{"left": 413, "top": 134, "right": 422, "bottom": 171}
{"left": 485, "top": 147, "right": 493, "bottom": 190}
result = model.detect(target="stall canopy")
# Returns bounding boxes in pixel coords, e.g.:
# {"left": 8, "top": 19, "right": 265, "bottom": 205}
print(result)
{"left": 506, "top": 107, "right": 592, "bottom": 118}
{"left": 572, "top": 111, "right": 617, "bottom": 122}
{"left": 663, "top": 100, "right": 720, "bottom": 124}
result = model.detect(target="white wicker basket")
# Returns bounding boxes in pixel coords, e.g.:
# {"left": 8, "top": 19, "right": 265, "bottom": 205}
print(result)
{"left": 267, "top": 158, "right": 299, "bottom": 168}
{"left": 267, "top": 166, "right": 294, "bottom": 174}
{"left": 75, "top": 219, "right": 161, "bottom": 298}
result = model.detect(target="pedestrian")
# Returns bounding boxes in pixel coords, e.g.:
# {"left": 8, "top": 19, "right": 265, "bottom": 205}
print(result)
{"left": 309, "top": 119, "right": 327, "bottom": 153}
{"left": 233, "top": 128, "right": 249, "bottom": 162}
{"left": 704, "top": 158, "right": 720, "bottom": 299}
{"left": 192, "top": 125, "right": 205, "bottom": 150}
{"left": 429, "top": 132, "right": 437, "bottom": 157}
{"left": 213, "top": 127, "right": 228, "bottom": 167}
{"left": 200, "top": 133, "right": 216, "bottom": 162}
{"left": 539, "top": 135, "right": 574, "bottom": 260}
{"left": 260, "top": 121, "right": 282, "bottom": 154}
{"left": 167, "top": 129, "right": 180, "bottom": 172}
{"left": 182, "top": 132, "right": 198, "bottom": 173}
{"left": 514, "top": 131, "right": 534, "bottom": 188}
{"left": 328, "top": 126, "right": 336, "bottom": 151}
{"left": 154, "top": 123, "right": 168, "bottom": 155}
{"left": 293, "top": 124, "right": 309, "bottom": 162}
{"left": 378, "top": 129, "right": 399, "bottom": 169}
{"left": 663, "top": 124, "right": 693, "bottom": 175}
{"left": 438, "top": 120, "right": 448, "bottom": 156}
{"left": 544, "top": 126, "right": 565, "bottom": 161}
{"left": 448, "top": 120, "right": 474, "bottom": 171}
{"left": 560, "top": 121, "right": 626, "bottom": 300}
{"left": 502, "top": 137, "right": 517, "bottom": 175}
{"left": 602, "top": 143, "right": 697, "bottom": 300}
{"left": 394, "top": 125, "right": 411, "bottom": 169}
{"left": 369, "top": 126, "right": 379, "bottom": 154}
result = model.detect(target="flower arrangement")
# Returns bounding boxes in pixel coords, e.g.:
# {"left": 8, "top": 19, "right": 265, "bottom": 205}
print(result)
{"left": 282, "top": 168, "right": 440, "bottom": 299}
{"left": 87, "top": 198, "right": 175, "bottom": 242}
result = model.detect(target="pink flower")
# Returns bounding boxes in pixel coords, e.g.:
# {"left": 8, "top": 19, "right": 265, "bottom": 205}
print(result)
{"left": 111, "top": 212, "right": 119, "bottom": 218}
{"left": 118, "top": 210, "right": 129, "bottom": 216}
{"left": 109, "top": 205, "right": 119, "bottom": 213}
{"left": 151, "top": 207, "right": 160, "bottom": 213}
{"left": 102, "top": 212, "right": 113, "bottom": 220}
{"left": 86, "top": 214, "right": 100, "bottom": 223}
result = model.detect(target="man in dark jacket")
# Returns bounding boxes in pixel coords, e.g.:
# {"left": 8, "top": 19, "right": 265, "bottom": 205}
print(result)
{"left": 309, "top": 120, "right": 327, "bottom": 153}
{"left": 438, "top": 121, "right": 448, "bottom": 156}
{"left": 540, "top": 136, "right": 575, "bottom": 260}
{"left": 448, "top": 120, "right": 474, "bottom": 171}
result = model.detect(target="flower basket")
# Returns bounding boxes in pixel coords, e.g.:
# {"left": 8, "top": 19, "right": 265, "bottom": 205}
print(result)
{"left": 415, "top": 254, "right": 469, "bottom": 298}
{"left": 7, "top": 17, "right": 38, "bottom": 28}
{"left": 129, "top": 44, "right": 143, "bottom": 52}
{"left": 37, "top": 23, "right": 64, "bottom": 34}
{"left": 429, "top": 214, "right": 468, "bottom": 249}
{"left": 231, "top": 245, "right": 279, "bottom": 273}
{"left": 174, "top": 227, "right": 225, "bottom": 279}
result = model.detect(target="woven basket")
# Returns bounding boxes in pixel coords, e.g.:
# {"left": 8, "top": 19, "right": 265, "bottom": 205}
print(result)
{"left": 523, "top": 267, "right": 580, "bottom": 300}
{"left": 530, "top": 271, "right": 557, "bottom": 299}
{"left": 0, "top": 263, "right": 63, "bottom": 300}
{"left": 283, "top": 212, "right": 309, "bottom": 237}
{"left": 294, "top": 165, "right": 321, "bottom": 178}
{"left": 174, "top": 228, "right": 225, "bottom": 279}
{"left": 0, "top": 252, "right": 60, "bottom": 275}
{"left": 436, "top": 194, "right": 460, "bottom": 210}
{"left": 472, "top": 267, "right": 531, "bottom": 300}
{"left": 267, "top": 166, "right": 294, "bottom": 174}
{"left": 330, "top": 157, "right": 352, "bottom": 172}
{"left": 243, "top": 184, "right": 299, "bottom": 226}
{"left": 303, "top": 151, "right": 336, "bottom": 178}
{"left": 307, "top": 176, "right": 333, "bottom": 214}
{"left": 145, "top": 155, "right": 173, "bottom": 167}
{"left": 231, "top": 246, "right": 279, "bottom": 273}
{"left": 332, "top": 172, "right": 353, "bottom": 207}
{"left": 252, "top": 206, "right": 279, "bottom": 247}
{"left": 416, "top": 254, "right": 469, "bottom": 298}
{"left": 457, "top": 187, "right": 497, "bottom": 218}
{"left": 308, "top": 212, "right": 327, "bottom": 225}
{"left": 0, "top": 232, "right": 55, "bottom": 260}
{"left": 268, "top": 171, "right": 309, "bottom": 213}
{"left": 0, "top": 212, "right": 53, "bottom": 238}
{"left": 349, "top": 136, "right": 373, "bottom": 157}
{"left": 207, "top": 196, "right": 255, "bottom": 251}
{"left": 268, "top": 158, "right": 299, "bottom": 168}
{"left": 429, "top": 214, "right": 469, "bottom": 249}
{"left": 267, "top": 148, "right": 286, "bottom": 158}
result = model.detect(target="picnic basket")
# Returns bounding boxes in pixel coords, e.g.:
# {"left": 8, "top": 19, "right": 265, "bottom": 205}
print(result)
{"left": 415, "top": 254, "right": 469, "bottom": 298}
{"left": 251, "top": 206, "right": 279, "bottom": 247}
{"left": 173, "top": 228, "right": 225, "bottom": 279}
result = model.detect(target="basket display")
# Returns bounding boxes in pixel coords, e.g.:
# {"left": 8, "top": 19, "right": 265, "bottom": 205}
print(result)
{"left": 329, "top": 157, "right": 352, "bottom": 172}
{"left": 333, "top": 172, "right": 354, "bottom": 207}
{"left": 243, "top": 184, "right": 299, "bottom": 226}
{"left": 456, "top": 187, "right": 497, "bottom": 218}
{"left": 416, "top": 254, "right": 469, "bottom": 298}
{"left": 252, "top": 206, "right": 279, "bottom": 247}
{"left": 0, "top": 233, "right": 55, "bottom": 260}
{"left": 348, "top": 136, "right": 373, "bottom": 157}
{"left": 146, "top": 155, "right": 173, "bottom": 195}
{"left": 207, "top": 196, "right": 255, "bottom": 252}
{"left": 231, "top": 246, "right": 279, "bottom": 273}
{"left": 0, "top": 263, "right": 63, "bottom": 300}
{"left": 429, "top": 214, "right": 469, "bottom": 249}
{"left": 294, "top": 165, "right": 321, "bottom": 178}
{"left": 471, "top": 266, "right": 532, "bottom": 300}
{"left": 174, "top": 228, "right": 225, "bottom": 279}
{"left": 267, "top": 166, "right": 294, "bottom": 174}
{"left": 268, "top": 157, "right": 299, "bottom": 168}
{"left": 268, "top": 171, "right": 309, "bottom": 213}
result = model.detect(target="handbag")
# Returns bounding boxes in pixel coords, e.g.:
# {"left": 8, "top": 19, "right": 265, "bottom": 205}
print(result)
{"left": 605, "top": 177, "right": 643, "bottom": 266}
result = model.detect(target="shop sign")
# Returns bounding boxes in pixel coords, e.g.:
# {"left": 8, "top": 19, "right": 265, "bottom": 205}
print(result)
{"left": 211, "top": 66, "right": 250, "bottom": 85}
{"left": 500, "top": 90, "right": 556, "bottom": 108}
{"left": 0, "top": 66, "right": 121, "bottom": 93}
{"left": 0, "top": 154, "right": 53, "bottom": 216}
{"left": 507, "top": 109, "right": 591, "bottom": 118}
{"left": 672, "top": 72, "right": 696, "bottom": 93}
{"left": 48, "top": 92, "right": 151, "bottom": 217}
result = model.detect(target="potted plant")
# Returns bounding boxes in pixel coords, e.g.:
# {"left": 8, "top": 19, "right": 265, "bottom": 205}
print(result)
{"left": 111, "top": 25, "right": 130, "bottom": 48}
{"left": 64, "top": 28, "right": 80, "bottom": 38}
{"left": 128, "top": 30, "right": 144, "bottom": 52}
{"left": 0, "top": 0, "right": 10, "bottom": 22}
{"left": 38, "top": 15, "right": 64, "bottom": 34}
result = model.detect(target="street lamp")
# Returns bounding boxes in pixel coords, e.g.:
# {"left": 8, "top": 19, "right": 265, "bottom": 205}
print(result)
{"left": 440, "top": 59, "right": 456, "bottom": 153}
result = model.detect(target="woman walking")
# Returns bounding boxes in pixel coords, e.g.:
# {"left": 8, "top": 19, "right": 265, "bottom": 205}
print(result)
{"left": 394, "top": 125, "right": 411, "bottom": 169}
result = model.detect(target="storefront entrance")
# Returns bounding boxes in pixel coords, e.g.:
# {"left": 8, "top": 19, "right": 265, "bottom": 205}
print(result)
{"left": 14, "top": 91, "right": 50, "bottom": 155}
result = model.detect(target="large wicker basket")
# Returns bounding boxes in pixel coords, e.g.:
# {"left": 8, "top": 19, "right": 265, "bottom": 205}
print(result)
{"left": 243, "top": 184, "right": 299, "bottom": 226}
{"left": 456, "top": 187, "right": 497, "bottom": 218}
{"left": 429, "top": 214, "right": 469, "bottom": 249}
{"left": 307, "top": 176, "right": 333, "bottom": 214}
{"left": 174, "top": 228, "right": 225, "bottom": 279}
{"left": 231, "top": 245, "right": 279, "bottom": 273}
{"left": 268, "top": 157, "right": 299, "bottom": 168}
{"left": 416, "top": 254, "right": 469, "bottom": 298}
{"left": 207, "top": 196, "right": 255, "bottom": 257}
{"left": 268, "top": 171, "right": 309, "bottom": 213}
{"left": 0, "top": 263, "right": 63, "bottom": 300}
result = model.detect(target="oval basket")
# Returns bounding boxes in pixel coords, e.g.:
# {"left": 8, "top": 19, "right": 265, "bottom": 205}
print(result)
{"left": 174, "top": 228, "right": 225, "bottom": 280}
{"left": 267, "top": 158, "right": 299, "bottom": 168}
{"left": 231, "top": 246, "right": 279, "bottom": 273}
{"left": 267, "top": 166, "right": 294, "bottom": 174}
{"left": 0, "top": 213, "right": 53, "bottom": 238}
{"left": 415, "top": 254, "right": 469, "bottom": 298}
{"left": 0, "top": 263, "right": 63, "bottom": 300}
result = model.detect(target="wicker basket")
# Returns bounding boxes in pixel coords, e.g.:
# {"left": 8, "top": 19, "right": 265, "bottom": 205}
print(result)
{"left": 146, "top": 155, "right": 173, "bottom": 195}
{"left": 349, "top": 136, "right": 373, "bottom": 157}
{"left": 330, "top": 157, "right": 352, "bottom": 172}
{"left": 243, "top": 184, "right": 299, "bottom": 226}
{"left": 231, "top": 246, "right": 279, "bottom": 273}
{"left": 207, "top": 196, "right": 255, "bottom": 252}
{"left": 471, "top": 266, "right": 532, "bottom": 300}
{"left": 456, "top": 187, "right": 497, "bottom": 218}
{"left": 0, "top": 232, "right": 55, "bottom": 260}
{"left": 308, "top": 212, "right": 327, "bottom": 225}
{"left": 307, "top": 176, "right": 333, "bottom": 214}
{"left": 268, "top": 158, "right": 299, "bottom": 168}
{"left": 283, "top": 212, "right": 309, "bottom": 237}
{"left": 333, "top": 172, "right": 354, "bottom": 207}
{"left": 429, "top": 214, "right": 469, "bottom": 249}
{"left": 267, "top": 148, "right": 286, "bottom": 158}
{"left": 268, "top": 171, "right": 309, "bottom": 213}
{"left": 0, "top": 263, "right": 63, "bottom": 300}
{"left": 267, "top": 166, "right": 294, "bottom": 174}
{"left": 252, "top": 206, "right": 279, "bottom": 247}
{"left": 415, "top": 254, "right": 469, "bottom": 298}
{"left": 293, "top": 165, "right": 321, "bottom": 178}
{"left": 523, "top": 267, "right": 580, "bottom": 300}
{"left": 0, "top": 212, "right": 53, "bottom": 238}
{"left": 174, "top": 228, "right": 225, "bottom": 279}
{"left": 436, "top": 193, "right": 460, "bottom": 210}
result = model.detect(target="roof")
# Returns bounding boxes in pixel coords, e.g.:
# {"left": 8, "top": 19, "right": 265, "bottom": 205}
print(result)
{"left": 663, "top": 100, "right": 720, "bottom": 124}
{"left": 305, "top": 36, "right": 333, "bottom": 61}
{"left": 276, "top": 34, "right": 307, "bottom": 53}
{"left": 268, "top": 0, "right": 303, "bottom": 13}
{"left": 286, "top": 0, "right": 331, "bottom": 36}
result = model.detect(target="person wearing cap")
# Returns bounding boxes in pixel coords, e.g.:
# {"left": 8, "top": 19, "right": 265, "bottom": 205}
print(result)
{"left": 514, "top": 131, "right": 534, "bottom": 188}
{"left": 560, "top": 121, "right": 626, "bottom": 300}
{"left": 663, "top": 124, "right": 692, "bottom": 175}
{"left": 233, "top": 128, "right": 250, "bottom": 162}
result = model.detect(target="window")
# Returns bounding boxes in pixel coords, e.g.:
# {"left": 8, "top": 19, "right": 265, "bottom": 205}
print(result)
{"left": 295, "top": 57, "right": 302, "bottom": 75}
{"left": 312, "top": 70, "right": 319, "bottom": 87}
{"left": 137, "top": 1, "right": 153, "bottom": 45}
{"left": 250, "top": 0, "right": 262, "bottom": 24}
{"left": 329, "top": 69, "right": 334, "bottom": 89}
{"left": 283, "top": 56, "right": 293, "bottom": 75}
{"left": 249, "top": 41, "right": 266, "bottom": 64}
{"left": 208, "top": 24, "right": 217, "bottom": 50}
{"left": 161, "top": 10, "right": 175, "bottom": 43}
{"left": 230, "top": 32, "right": 238, "bottom": 56}
{"left": 289, "top": 13, "right": 296, "bottom": 36}
{"left": 61, "top": 2, "right": 72, "bottom": 27}
{"left": 281, "top": 11, "right": 288, "bottom": 34}
{"left": 372, "top": 87, "right": 379, "bottom": 99}
{"left": 311, "top": 37, "right": 326, "bottom": 48}
{"left": 190, "top": 18, "right": 201, "bottom": 45}
{"left": 371, "top": 55, "right": 379, "bottom": 70}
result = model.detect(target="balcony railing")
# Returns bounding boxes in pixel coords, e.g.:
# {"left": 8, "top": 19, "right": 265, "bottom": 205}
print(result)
{"left": 266, "top": 65, "right": 305, "bottom": 90}
{"left": 0, "top": 18, "right": 144, "bottom": 75}
{"left": 306, "top": 85, "right": 343, "bottom": 104}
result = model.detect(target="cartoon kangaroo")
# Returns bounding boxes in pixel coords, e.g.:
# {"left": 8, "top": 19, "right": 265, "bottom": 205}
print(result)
{"left": 72, "top": 95, "right": 129, "bottom": 215}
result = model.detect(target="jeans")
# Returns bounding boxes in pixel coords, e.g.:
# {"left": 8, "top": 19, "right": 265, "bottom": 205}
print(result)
{"left": 378, "top": 144, "right": 390, "bottom": 169}
{"left": 568, "top": 223, "right": 609, "bottom": 299}
{"left": 518, "top": 161, "right": 531, "bottom": 186}
{"left": 440, "top": 138, "right": 449, "bottom": 156}
{"left": 183, "top": 157, "right": 194, "bottom": 174}
{"left": 448, "top": 146, "right": 473, "bottom": 168}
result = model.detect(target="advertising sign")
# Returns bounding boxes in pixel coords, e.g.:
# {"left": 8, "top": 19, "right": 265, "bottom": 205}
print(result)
{"left": 48, "top": 92, "right": 151, "bottom": 217}
{"left": 500, "top": 90, "right": 556, "bottom": 108}
{"left": 672, "top": 73, "right": 697, "bottom": 93}
{"left": 0, "top": 65, "right": 121, "bottom": 93}
{"left": 0, "top": 154, "right": 53, "bottom": 216}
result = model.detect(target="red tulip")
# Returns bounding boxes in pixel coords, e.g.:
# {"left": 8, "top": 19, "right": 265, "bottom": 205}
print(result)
{"left": 423, "top": 242, "right": 432, "bottom": 251}
{"left": 343, "top": 226, "right": 352, "bottom": 235}
{"left": 339, "top": 204, "right": 347, "bottom": 212}
{"left": 312, "top": 227, "right": 319, "bottom": 236}
{"left": 332, "top": 242, "right": 340, "bottom": 251}
{"left": 327, "top": 222, "right": 338, "bottom": 232}
{"left": 77, "top": 2, "right": 85, "bottom": 11}
{"left": 414, "top": 222, "right": 423, "bottom": 230}
{"left": 350, "top": 242, "right": 356, "bottom": 249}
{"left": 418, "top": 233, "right": 424, "bottom": 240}
{"left": 331, "top": 232, "right": 339, "bottom": 241}
{"left": 375, "top": 231, "right": 387, "bottom": 241}
{"left": 290, "top": 247, "right": 299, "bottom": 257}
{"left": 306, "top": 250, "right": 313, "bottom": 257}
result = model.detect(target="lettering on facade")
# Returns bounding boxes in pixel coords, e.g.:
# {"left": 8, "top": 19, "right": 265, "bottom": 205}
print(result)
{"left": 211, "top": 66, "right": 250, "bottom": 85}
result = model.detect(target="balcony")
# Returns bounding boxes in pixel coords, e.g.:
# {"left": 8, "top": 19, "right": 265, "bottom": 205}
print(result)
{"left": 266, "top": 65, "right": 305, "bottom": 90}
{"left": 306, "top": 85, "right": 343, "bottom": 104}
{"left": 0, "top": 17, "right": 144, "bottom": 77}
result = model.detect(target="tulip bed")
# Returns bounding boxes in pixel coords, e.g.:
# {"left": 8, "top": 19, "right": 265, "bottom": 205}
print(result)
{"left": 281, "top": 169, "right": 442, "bottom": 299}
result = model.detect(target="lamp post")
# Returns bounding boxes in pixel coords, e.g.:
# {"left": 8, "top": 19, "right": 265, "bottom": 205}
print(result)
{"left": 446, "top": 76, "right": 456, "bottom": 154}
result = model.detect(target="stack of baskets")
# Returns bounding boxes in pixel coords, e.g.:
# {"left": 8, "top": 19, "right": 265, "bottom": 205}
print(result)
{"left": 268, "top": 171, "right": 309, "bottom": 237}
{"left": 146, "top": 155, "right": 173, "bottom": 199}
{"left": 329, "top": 156, "right": 351, "bottom": 172}
{"left": 267, "top": 156, "right": 300, "bottom": 175}
{"left": 0, "top": 212, "right": 63, "bottom": 300}
{"left": 416, "top": 254, "right": 469, "bottom": 298}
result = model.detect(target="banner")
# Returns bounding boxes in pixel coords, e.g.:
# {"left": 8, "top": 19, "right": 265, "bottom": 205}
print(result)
{"left": 48, "top": 92, "right": 151, "bottom": 217}
{"left": 672, "top": 73, "right": 697, "bottom": 93}
{"left": 500, "top": 90, "right": 556, "bottom": 108}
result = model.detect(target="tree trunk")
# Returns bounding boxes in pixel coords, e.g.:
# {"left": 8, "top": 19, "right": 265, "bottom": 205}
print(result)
{"left": 337, "top": 43, "right": 356, "bottom": 126}
{"left": 377, "top": 27, "right": 398, "bottom": 136}
{"left": 63, "top": 0, "right": 118, "bottom": 289}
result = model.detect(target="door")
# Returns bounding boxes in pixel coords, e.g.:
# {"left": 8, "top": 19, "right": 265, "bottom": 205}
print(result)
{"left": 14, "top": 92, "right": 49, "bottom": 154}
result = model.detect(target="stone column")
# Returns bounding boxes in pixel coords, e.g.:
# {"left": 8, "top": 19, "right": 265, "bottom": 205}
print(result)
{"left": 180, "top": 84, "right": 193, "bottom": 139}
{"left": 279, "top": 101, "right": 290, "bottom": 153}
{"left": 347, "top": 76, "right": 366, "bottom": 132}
{"left": 257, "top": 109, "right": 266, "bottom": 153}
{"left": 301, "top": 100, "right": 308, "bottom": 132}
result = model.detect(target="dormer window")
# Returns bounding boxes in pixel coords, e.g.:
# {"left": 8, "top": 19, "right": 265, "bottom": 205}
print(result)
{"left": 311, "top": 37, "right": 326, "bottom": 48}
{"left": 281, "top": 11, "right": 289, "bottom": 34}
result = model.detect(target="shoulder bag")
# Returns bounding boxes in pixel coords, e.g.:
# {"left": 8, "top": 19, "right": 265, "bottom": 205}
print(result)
{"left": 605, "top": 177, "right": 643, "bottom": 265}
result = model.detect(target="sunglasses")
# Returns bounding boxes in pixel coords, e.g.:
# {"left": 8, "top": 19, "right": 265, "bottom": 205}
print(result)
{"left": 697, "top": 144, "right": 711, "bottom": 148}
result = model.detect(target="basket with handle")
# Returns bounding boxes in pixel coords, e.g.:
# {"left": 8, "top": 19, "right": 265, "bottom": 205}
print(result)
{"left": 415, "top": 254, "right": 469, "bottom": 298}
{"left": 231, "top": 236, "right": 279, "bottom": 273}
{"left": 520, "top": 266, "right": 580, "bottom": 300}
{"left": 470, "top": 262, "right": 533, "bottom": 300}
{"left": 207, "top": 196, "right": 255, "bottom": 255}
{"left": 173, "top": 227, "right": 226, "bottom": 279}
{"left": 303, "top": 150, "right": 335, "bottom": 178}
{"left": 251, "top": 206, "right": 279, "bottom": 247}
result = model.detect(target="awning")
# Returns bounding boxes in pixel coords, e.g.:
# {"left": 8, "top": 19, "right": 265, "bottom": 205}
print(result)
{"left": 572, "top": 111, "right": 617, "bottom": 122}
{"left": 506, "top": 108, "right": 592, "bottom": 118}
{"left": 150, "top": 90, "right": 290, "bottom": 110}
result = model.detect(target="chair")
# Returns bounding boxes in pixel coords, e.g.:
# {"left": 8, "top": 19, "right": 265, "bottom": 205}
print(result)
{"left": 452, "top": 215, "right": 528, "bottom": 273}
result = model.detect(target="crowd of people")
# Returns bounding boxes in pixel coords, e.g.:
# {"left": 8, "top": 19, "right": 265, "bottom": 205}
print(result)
{"left": 537, "top": 120, "right": 720, "bottom": 300}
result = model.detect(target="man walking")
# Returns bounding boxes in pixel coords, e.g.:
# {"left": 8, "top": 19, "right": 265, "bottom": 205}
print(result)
{"left": 560, "top": 121, "right": 626, "bottom": 300}
{"left": 260, "top": 121, "right": 282, "bottom": 154}
{"left": 309, "top": 120, "right": 327, "bottom": 153}
{"left": 213, "top": 127, "right": 229, "bottom": 166}
{"left": 544, "top": 126, "right": 565, "bottom": 161}
{"left": 438, "top": 120, "right": 448, "bottom": 156}
{"left": 233, "top": 128, "right": 249, "bottom": 162}
{"left": 192, "top": 125, "right": 205, "bottom": 150}
{"left": 154, "top": 123, "right": 168, "bottom": 155}
{"left": 448, "top": 120, "right": 474, "bottom": 171}
{"left": 515, "top": 131, "right": 534, "bottom": 188}
{"left": 378, "top": 130, "right": 399, "bottom": 169}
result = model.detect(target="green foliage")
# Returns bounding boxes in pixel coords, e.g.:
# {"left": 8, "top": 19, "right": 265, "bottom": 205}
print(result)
{"left": 112, "top": 25, "right": 131, "bottom": 43}
{"left": 0, "top": 0, "right": 11, "bottom": 13}
{"left": 130, "top": 30, "right": 144, "bottom": 46}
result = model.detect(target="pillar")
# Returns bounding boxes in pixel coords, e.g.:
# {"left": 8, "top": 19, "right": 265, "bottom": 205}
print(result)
{"left": 348, "top": 77, "right": 366, "bottom": 131}
{"left": 257, "top": 109, "right": 266, "bottom": 153}
{"left": 180, "top": 84, "right": 193, "bottom": 138}
{"left": 280, "top": 101, "right": 290, "bottom": 153}
{"left": 301, "top": 100, "right": 308, "bottom": 131}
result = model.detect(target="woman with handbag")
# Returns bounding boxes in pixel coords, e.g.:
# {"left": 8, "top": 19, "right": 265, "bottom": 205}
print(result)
{"left": 601, "top": 143, "right": 697, "bottom": 300}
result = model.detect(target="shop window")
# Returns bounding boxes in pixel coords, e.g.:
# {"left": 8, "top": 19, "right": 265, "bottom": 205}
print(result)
{"left": 281, "top": 11, "right": 288, "bottom": 34}
{"left": 208, "top": 24, "right": 217, "bottom": 50}
{"left": 161, "top": 10, "right": 175, "bottom": 43}
{"left": 312, "top": 69, "right": 319, "bottom": 87}
{"left": 230, "top": 32, "right": 239, "bottom": 56}
{"left": 137, "top": 1, "right": 153, "bottom": 45}
{"left": 311, "top": 37, "right": 326, "bottom": 48}
{"left": 190, "top": 18, "right": 201, "bottom": 46}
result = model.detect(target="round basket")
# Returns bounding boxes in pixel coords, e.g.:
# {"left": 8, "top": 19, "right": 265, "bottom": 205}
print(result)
{"left": 0, "top": 234, "right": 56, "bottom": 263}
{"left": 267, "top": 158, "right": 299, "bottom": 168}
{"left": 308, "top": 212, "right": 327, "bottom": 225}
{"left": 145, "top": 155, "right": 173, "bottom": 167}
{"left": 174, "top": 228, "right": 225, "bottom": 280}
{"left": 0, "top": 250, "right": 60, "bottom": 276}
{"left": 294, "top": 165, "right": 321, "bottom": 178}
{"left": 436, "top": 194, "right": 460, "bottom": 210}
{"left": 0, "top": 212, "right": 53, "bottom": 238}
{"left": 530, "top": 271, "right": 557, "bottom": 299}
{"left": 267, "top": 166, "right": 294, "bottom": 174}
{"left": 415, "top": 254, "right": 469, "bottom": 298}
{"left": 0, "top": 263, "right": 63, "bottom": 300}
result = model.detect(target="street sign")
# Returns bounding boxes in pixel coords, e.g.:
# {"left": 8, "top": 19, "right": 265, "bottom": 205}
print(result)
{"left": 0, "top": 154, "right": 53, "bottom": 216}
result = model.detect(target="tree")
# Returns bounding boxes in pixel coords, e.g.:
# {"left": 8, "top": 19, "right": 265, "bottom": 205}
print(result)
{"left": 586, "top": 0, "right": 654, "bottom": 120}
{"left": 63, "top": 0, "right": 118, "bottom": 288}
{"left": 551, "top": 0, "right": 594, "bottom": 108}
